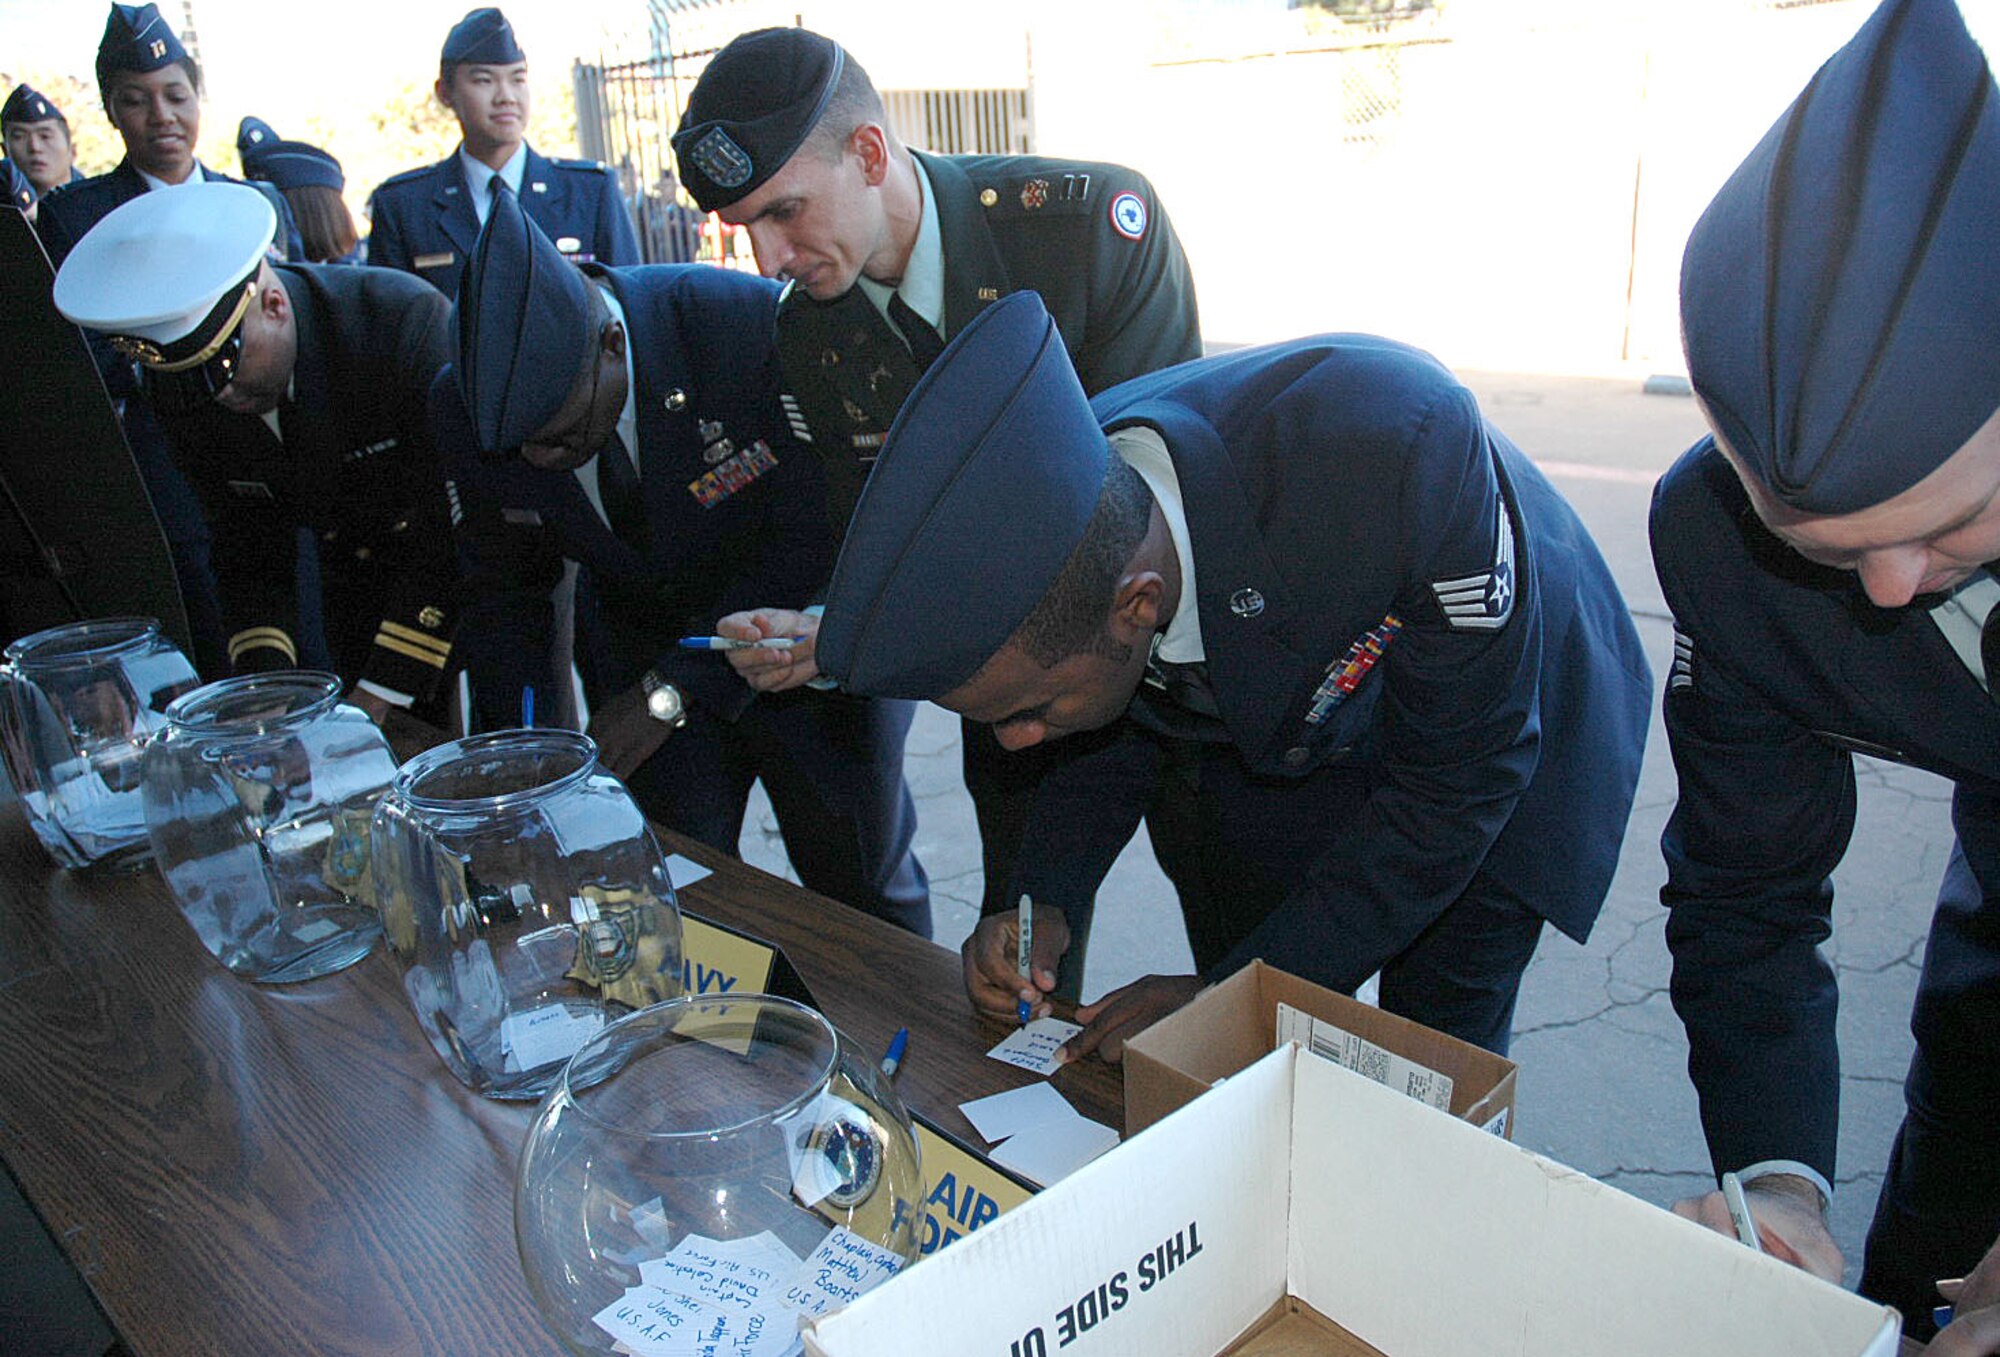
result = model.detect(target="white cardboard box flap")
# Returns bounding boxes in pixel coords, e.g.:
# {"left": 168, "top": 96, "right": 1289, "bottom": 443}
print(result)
{"left": 804, "top": 1047, "right": 1899, "bottom": 1357}
{"left": 1284, "top": 1050, "right": 1900, "bottom": 1356}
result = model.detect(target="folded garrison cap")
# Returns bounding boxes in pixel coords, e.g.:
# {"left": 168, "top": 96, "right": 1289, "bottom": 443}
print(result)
{"left": 96, "top": 4, "right": 188, "bottom": 86}
{"left": 672, "top": 27, "right": 846, "bottom": 212}
{"left": 52, "top": 183, "right": 275, "bottom": 415}
{"left": 1682, "top": 0, "right": 2000, "bottom": 514}
{"left": 2, "top": 160, "right": 35, "bottom": 212}
{"left": 2, "top": 83, "right": 65, "bottom": 126}
{"left": 454, "top": 183, "right": 592, "bottom": 456}
{"left": 441, "top": 7, "right": 524, "bottom": 68}
{"left": 819, "top": 291, "right": 1110, "bottom": 699}
{"left": 238, "top": 118, "right": 345, "bottom": 193}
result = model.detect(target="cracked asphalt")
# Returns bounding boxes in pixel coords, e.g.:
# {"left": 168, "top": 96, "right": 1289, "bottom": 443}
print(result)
{"left": 738, "top": 369, "right": 1949, "bottom": 1284}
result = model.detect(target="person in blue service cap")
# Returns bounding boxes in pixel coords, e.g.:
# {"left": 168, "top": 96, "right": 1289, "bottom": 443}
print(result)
{"left": 3, "top": 83, "right": 81, "bottom": 196}
{"left": 1652, "top": 0, "right": 2000, "bottom": 1340}
{"left": 433, "top": 186, "right": 929, "bottom": 935}
{"left": 673, "top": 26, "right": 1202, "bottom": 946}
{"left": 52, "top": 183, "right": 462, "bottom": 728}
{"left": 366, "top": 6, "right": 639, "bottom": 299}
{"left": 38, "top": 5, "right": 303, "bottom": 269}
{"left": 817, "top": 291, "right": 1652, "bottom": 1060}
{"left": 3, "top": 159, "right": 38, "bottom": 220}
{"left": 237, "top": 115, "right": 361, "bottom": 265}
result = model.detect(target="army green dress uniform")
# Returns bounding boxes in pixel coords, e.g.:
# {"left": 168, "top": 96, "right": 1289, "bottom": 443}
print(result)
{"left": 675, "top": 27, "right": 1201, "bottom": 924}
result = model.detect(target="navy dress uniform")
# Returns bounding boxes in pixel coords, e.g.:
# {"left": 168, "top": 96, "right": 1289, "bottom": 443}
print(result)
{"left": 1655, "top": 0, "right": 2000, "bottom": 1334}
{"left": 820, "top": 293, "right": 1653, "bottom": 1053}
{"left": 365, "top": 8, "right": 640, "bottom": 297}
{"left": 53, "top": 184, "right": 462, "bottom": 723}
{"left": 436, "top": 188, "right": 929, "bottom": 933}
{"left": 674, "top": 26, "right": 1202, "bottom": 920}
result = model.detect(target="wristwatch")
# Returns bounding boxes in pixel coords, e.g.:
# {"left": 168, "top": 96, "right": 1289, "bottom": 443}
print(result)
{"left": 641, "top": 671, "right": 688, "bottom": 728}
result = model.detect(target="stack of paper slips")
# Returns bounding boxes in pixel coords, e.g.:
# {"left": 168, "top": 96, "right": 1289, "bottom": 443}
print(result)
{"left": 591, "top": 1224, "right": 904, "bottom": 1357}
{"left": 959, "top": 1081, "right": 1119, "bottom": 1188}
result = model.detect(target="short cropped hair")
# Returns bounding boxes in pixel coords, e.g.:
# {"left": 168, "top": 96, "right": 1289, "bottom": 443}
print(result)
{"left": 1011, "top": 454, "right": 1157, "bottom": 669}
{"left": 802, "top": 50, "right": 887, "bottom": 159}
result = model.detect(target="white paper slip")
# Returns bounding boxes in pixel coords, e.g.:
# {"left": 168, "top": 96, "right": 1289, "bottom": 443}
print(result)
{"left": 959, "top": 1081, "right": 1084, "bottom": 1144}
{"left": 985, "top": 1016, "right": 1082, "bottom": 1075}
{"left": 781, "top": 1226, "right": 906, "bottom": 1318}
{"left": 1275, "top": 1001, "right": 1453, "bottom": 1111}
{"left": 501, "top": 1003, "right": 605, "bottom": 1073}
{"left": 593, "top": 1284, "right": 710, "bottom": 1355}
{"left": 990, "top": 1113, "right": 1120, "bottom": 1188}
{"left": 639, "top": 1234, "right": 792, "bottom": 1313}
{"left": 665, "top": 853, "right": 713, "bottom": 890}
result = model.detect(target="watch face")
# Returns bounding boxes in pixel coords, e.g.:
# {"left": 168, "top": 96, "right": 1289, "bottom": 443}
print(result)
{"left": 647, "top": 683, "right": 683, "bottom": 724}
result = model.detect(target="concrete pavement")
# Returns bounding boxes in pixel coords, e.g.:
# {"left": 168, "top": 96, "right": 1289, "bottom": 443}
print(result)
{"left": 736, "top": 370, "right": 1953, "bottom": 1286}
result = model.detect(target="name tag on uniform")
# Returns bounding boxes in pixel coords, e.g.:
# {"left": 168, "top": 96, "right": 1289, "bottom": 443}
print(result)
{"left": 556, "top": 236, "right": 582, "bottom": 254}
{"left": 414, "top": 251, "right": 455, "bottom": 270}
{"left": 227, "top": 479, "right": 274, "bottom": 500}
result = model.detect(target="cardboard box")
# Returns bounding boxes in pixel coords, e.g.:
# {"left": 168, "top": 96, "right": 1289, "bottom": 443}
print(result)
{"left": 1123, "top": 959, "right": 1517, "bottom": 1138}
{"left": 801, "top": 1045, "right": 1900, "bottom": 1357}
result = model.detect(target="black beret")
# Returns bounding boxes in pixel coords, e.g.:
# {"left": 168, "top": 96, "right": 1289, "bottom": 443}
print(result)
{"left": 672, "top": 27, "right": 846, "bottom": 213}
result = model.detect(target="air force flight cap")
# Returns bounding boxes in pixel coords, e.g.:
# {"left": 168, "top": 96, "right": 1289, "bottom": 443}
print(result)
{"left": 96, "top": 4, "right": 189, "bottom": 84}
{"left": 52, "top": 183, "right": 275, "bottom": 414}
{"left": 819, "top": 291, "right": 1110, "bottom": 699}
{"left": 441, "top": 7, "right": 525, "bottom": 69}
{"left": 672, "top": 27, "right": 845, "bottom": 213}
{"left": 238, "top": 117, "right": 346, "bottom": 192}
{"left": 1682, "top": 0, "right": 2000, "bottom": 515}
{"left": 2, "top": 83, "right": 65, "bottom": 127}
{"left": 454, "top": 182, "right": 593, "bottom": 457}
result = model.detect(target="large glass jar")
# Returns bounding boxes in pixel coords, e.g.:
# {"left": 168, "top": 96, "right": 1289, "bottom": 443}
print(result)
{"left": 515, "top": 996, "right": 925, "bottom": 1357}
{"left": 0, "top": 617, "right": 200, "bottom": 870}
{"left": 141, "top": 672, "right": 396, "bottom": 983}
{"left": 371, "top": 729, "right": 684, "bottom": 1100}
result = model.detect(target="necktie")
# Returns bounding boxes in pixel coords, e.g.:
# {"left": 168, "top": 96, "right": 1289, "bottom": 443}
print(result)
{"left": 888, "top": 293, "right": 945, "bottom": 373}
{"left": 597, "top": 433, "right": 647, "bottom": 552}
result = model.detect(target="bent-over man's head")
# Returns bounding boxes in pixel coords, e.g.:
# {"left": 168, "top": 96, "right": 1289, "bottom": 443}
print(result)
{"left": 1681, "top": 0, "right": 2000, "bottom": 608}
{"left": 818, "top": 292, "right": 1175, "bottom": 749}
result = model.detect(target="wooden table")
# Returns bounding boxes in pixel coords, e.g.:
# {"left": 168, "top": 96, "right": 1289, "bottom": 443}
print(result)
{"left": 0, "top": 792, "right": 1122, "bottom": 1355}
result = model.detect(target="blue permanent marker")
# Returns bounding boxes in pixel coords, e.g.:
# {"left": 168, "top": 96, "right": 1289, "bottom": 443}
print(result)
{"left": 677, "top": 635, "right": 806, "bottom": 651}
{"left": 880, "top": 1026, "right": 909, "bottom": 1078}
{"left": 1016, "top": 894, "right": 1034, "bottom": 1026}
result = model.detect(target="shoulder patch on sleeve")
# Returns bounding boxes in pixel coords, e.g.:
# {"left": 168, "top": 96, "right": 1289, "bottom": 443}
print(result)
{"left": 1108, "top": 190, "right": 1148, "bottom": 241}
{"left": 1430, "top": 498, "right": 1517, "bottom": 631}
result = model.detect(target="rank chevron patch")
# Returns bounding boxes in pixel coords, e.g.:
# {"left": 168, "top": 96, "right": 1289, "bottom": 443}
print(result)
{"left": 1430, "top": 499, "right": 1517, "bottom": 631}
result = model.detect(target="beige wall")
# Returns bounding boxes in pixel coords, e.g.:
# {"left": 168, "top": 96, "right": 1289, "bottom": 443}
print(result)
{"left": 697, "top": 0, "right": 1997, "bottom": 375}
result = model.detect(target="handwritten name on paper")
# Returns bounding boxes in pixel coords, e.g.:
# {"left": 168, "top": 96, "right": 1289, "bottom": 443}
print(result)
{"left": 985, "top": 1017, "right": 1083, "bottom": 1076}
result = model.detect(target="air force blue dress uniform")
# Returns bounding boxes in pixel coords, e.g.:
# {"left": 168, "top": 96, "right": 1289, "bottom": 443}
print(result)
{"left": 367, "top": 147, "right": 639, "bottom": 298}
{"left": 437, "top": 191, "right": 928, "bottom": 933}
{"left": 366, "top": 7, "right": 639, "bottom": 296}
{"left": 820, "top": 295, "right": 1652, "bottom": 1052}
{"left": 1657, "top": 0, "right": 2000, "bottom": 1333}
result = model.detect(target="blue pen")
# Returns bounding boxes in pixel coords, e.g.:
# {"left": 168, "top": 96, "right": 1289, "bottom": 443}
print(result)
{"left": 1936, "top": 1305, "right": 1956, "bottom": 1330}
{"left": 522, "top": 687, "right": 534, "bottom": 728}
{"left": 678, "top": 635, "right": 806, "bottom": 651}
{"left": 880, "top": 1026, "right": 909, "bottom": 1078}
